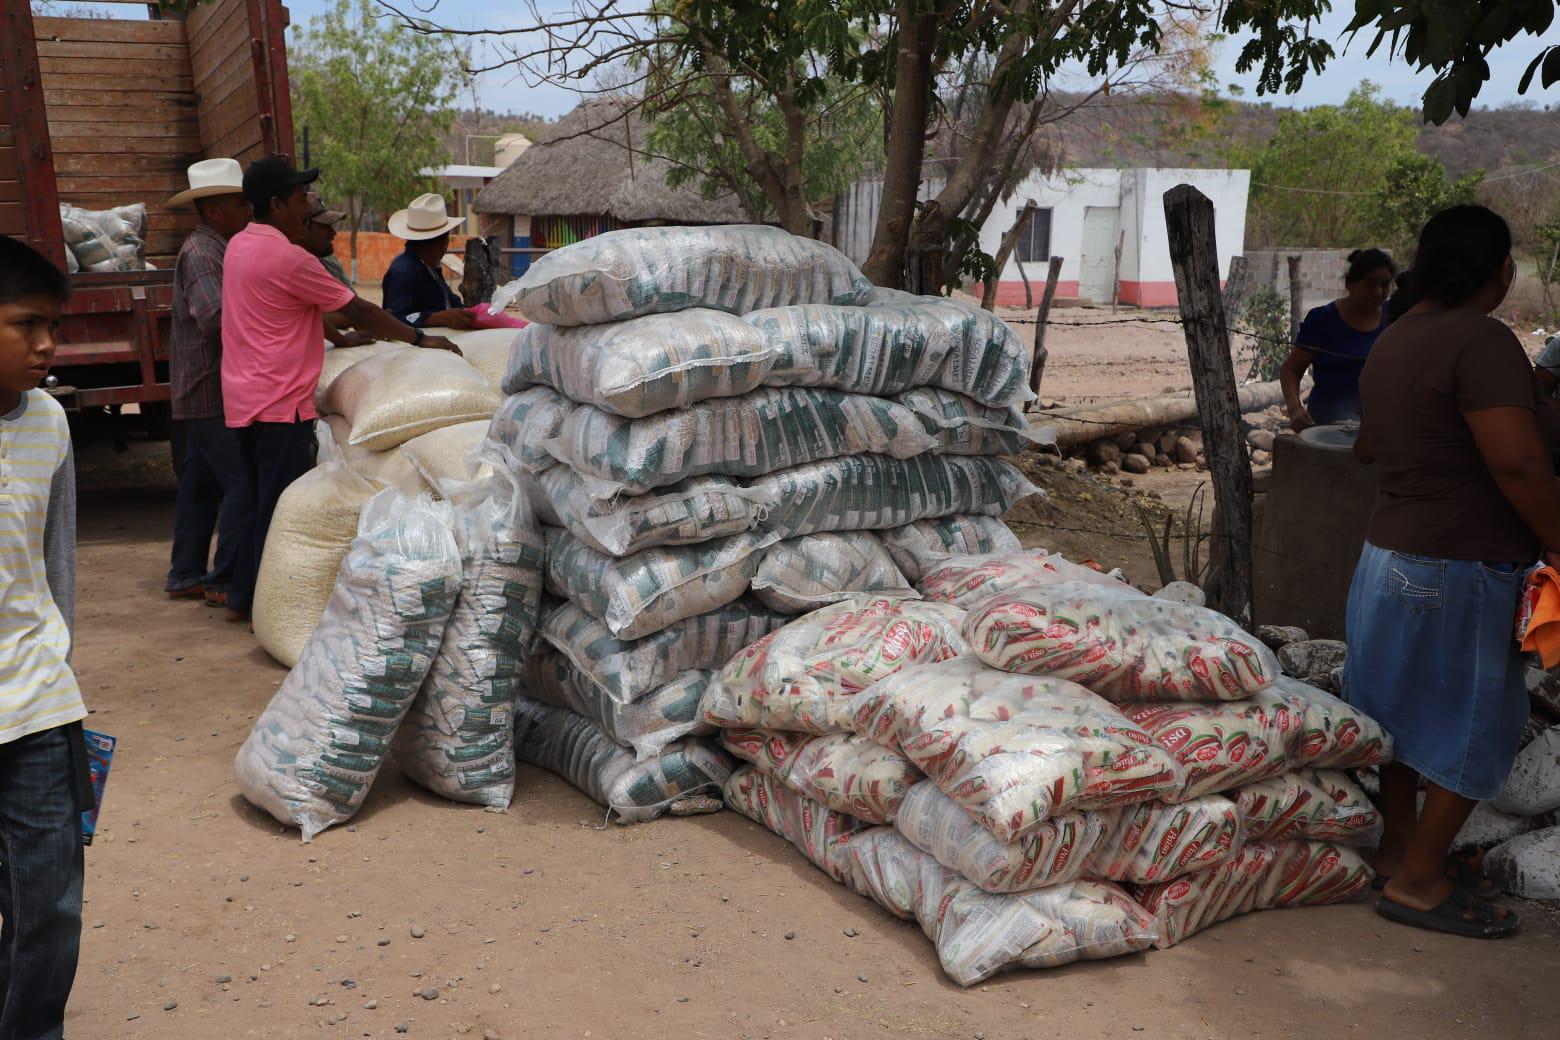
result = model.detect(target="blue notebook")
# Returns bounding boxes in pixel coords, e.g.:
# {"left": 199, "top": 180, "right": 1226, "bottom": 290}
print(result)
{"left": 81, "top": 729, "right": 115, "bottom": 846}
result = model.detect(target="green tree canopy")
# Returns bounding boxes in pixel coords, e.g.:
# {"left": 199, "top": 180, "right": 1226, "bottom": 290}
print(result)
{"left": 1368, "top": 152, "right": 1483, "bottom": 257}
{"left": 1242, "top": 84, "right": 1422, "bottom": 248}
{"left": 290, "top": 0, "right": 467, "bottom": 273}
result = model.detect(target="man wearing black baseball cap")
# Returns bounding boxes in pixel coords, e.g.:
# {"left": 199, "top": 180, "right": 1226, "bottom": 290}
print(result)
{"left": 219, "top": 155, "right": 460, "bottom": 624}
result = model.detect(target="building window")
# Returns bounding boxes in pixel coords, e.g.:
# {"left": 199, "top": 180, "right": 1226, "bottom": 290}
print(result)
{"left": 1015, "top": 207, "right": 1053, "bottom": 263}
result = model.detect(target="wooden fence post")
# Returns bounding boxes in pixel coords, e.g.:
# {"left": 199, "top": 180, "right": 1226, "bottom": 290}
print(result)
{"left": 1027, "top": 255, "right": 1063, "bottom": 403}
{"left": 1164, "top": 185, "right": 1254, "bottom": 627}
{"left": 1222, "top": 254, "right": 1250, "bottom": 316}
{"left": 1286, "top": 254, "right": 1304, "bottom": 342}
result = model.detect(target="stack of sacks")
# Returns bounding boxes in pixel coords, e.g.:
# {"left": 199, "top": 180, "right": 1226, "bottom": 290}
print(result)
{"left": 483, "top": 225, "right": 1041, "bottom": 819}
{"left": 236, "top": 472, "right": 546, "bottom": 836}
{"left": 715, "top": 554, "right": 1392, "bottom": 982}
{"left": 953, "top": 571, "right": 1391, "bottom": 945}
{"left": 252, "top": 336, "right": 509, "bottom": 668}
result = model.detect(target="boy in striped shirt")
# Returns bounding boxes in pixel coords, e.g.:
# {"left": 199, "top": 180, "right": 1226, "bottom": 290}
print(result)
{"left": 0, "top": 236, "right": 86, "bottom": 1039}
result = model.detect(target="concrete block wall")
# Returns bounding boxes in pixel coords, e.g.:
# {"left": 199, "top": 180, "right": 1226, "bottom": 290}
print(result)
{"left": 1243, "top": 248, "right": 1393, "bottom": 312}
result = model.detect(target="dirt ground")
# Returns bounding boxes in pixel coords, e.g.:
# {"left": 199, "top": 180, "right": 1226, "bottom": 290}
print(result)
{"left": 61, "top": 437, "right": 1560, "bottom": 1040}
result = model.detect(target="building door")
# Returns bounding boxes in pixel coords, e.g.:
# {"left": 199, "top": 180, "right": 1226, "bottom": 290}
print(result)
{"left": 1079, "top": 206, "right": 1120, "bottom": 304}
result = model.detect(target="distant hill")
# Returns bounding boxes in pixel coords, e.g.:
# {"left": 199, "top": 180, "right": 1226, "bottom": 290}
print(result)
{"left": 1042, "top": 92, "right": 1559, "bottom": 178}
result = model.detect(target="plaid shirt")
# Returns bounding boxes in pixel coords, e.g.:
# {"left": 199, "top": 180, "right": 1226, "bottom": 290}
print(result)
{"left": 169, "top": 224, "right": 228, "bottom": 421}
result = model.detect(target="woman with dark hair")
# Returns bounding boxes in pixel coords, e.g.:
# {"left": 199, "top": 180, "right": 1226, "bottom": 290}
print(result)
{"left": 1347, "top": 205, "right": 1560, "bottom": 939}
{"left": 1279, "top": 248, "right": 1397, "bottom": 431}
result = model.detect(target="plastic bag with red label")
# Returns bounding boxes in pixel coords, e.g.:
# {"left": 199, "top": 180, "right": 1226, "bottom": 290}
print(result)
{"left": 892, "top": 780, "right": 1107, "bottom": 892}
{"left": 723, "top": 766, "right": 875, "bottom": 883}
{"left": 721, "top": 728, "right": 921, "bottom": 824}
{"left": 917, "top": 548, "right": 1140, "bottom": 610}
{"left": 844, "top": 828, "right": 1158, "bottom": 986}
{"left": 1131, "top": 840, "right": 1373, "bottom": 948}
{"left": 849, "top": 657, "right": 1183, "bottom": 843}
{"left": 1275, "top": 677, "right": 1393, "bottom": 770}
{"left": 964, "top": 581, "right": 1281, "bottom": 702}
{"left": 701, "top": 596, "right": 968, "bottom": 734}
{"left": 1086, "top": 795, "right": 1242, "bottom": 884}
{"left": 1233, "top": 769, "right": 1383, "bottom": 846}
{"left": 1121, "top": 692, "right": 1302, "bottom": 801}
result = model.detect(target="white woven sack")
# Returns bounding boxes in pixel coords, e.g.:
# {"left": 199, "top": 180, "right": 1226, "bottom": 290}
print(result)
{"left": 235, "top": 491, "right": 463, "bottom": 840}
{"left": 325, "top": 347, "right": 501, "bottom": 451}
{"left": 253, "top": 428, "right": 377, "bottom": 668}
{"left": 316, "top": 342, "right": 409, "bottom": 409}
{"left": 323, "top": 414, "right": 428, "bottom": 495}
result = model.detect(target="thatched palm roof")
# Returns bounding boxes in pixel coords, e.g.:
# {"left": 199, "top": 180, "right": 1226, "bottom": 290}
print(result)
{"left": 473, "top": 98, "right": 749, "bottom": 223}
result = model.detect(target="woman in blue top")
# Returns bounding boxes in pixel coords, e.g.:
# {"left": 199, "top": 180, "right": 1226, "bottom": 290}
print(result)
{"left": 1279, "top": 248, "right": 1397, "bottom": 431}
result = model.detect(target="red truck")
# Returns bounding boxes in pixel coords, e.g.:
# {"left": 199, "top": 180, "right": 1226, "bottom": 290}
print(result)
{"left": 0, "top": 0, "right": 294, "bottom": 436}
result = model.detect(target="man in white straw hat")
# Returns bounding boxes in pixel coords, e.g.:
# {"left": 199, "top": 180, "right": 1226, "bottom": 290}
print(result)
{"left": 381, "top": 192, "right": 476, "bottom": 330}
{"left": 163, "top": 158, "right": 255, "bottom": 613}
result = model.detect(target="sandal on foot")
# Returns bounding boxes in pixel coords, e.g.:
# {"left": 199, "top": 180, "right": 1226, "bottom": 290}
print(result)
{"left": 1443, "top": 853, "right": 1501, "bottom": 900}
{"left": 1376, "top": 887, "right": 1519, "bottom": 939}
{"left": 205, "top": 589, "right": 229, "bottom": 608}
{"left": 225, "top": 607, "right": 251, "bottom": 625}
{"left": 167, "top": 585, "right": 205, "bottom": 601}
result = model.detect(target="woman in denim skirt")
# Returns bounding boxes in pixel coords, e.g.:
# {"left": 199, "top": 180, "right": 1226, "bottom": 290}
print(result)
{"left": 1347, "top": 205, "right": 1560, "bottom": 938}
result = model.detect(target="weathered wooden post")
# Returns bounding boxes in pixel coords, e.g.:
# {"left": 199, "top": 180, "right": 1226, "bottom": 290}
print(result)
{"left": 1027, "top": 254, "right": 1064, "bottom": 403}
{"left": 1222, "top": 254, "right": 1250, "bottom": 316}
{"left": 1164, "top": 185, "right": 1254, "bottom": 626}
{"left": 1286, "top": 254, "right": 1304, "bottom": 342}
{"left": 460, "top": 235, "right": 502, "bottom": 305}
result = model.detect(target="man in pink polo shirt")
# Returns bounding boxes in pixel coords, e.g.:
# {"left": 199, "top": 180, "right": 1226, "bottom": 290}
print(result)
{"left": 221, "top": 156, "right": 459, "bottom": 623}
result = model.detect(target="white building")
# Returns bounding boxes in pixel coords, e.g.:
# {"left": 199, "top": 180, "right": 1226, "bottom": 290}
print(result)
{"left": 422, "top": 164, "right": 504, "bottom": 236}
{"left": 834, "top": 166, "right": 1250, "bottom": 307}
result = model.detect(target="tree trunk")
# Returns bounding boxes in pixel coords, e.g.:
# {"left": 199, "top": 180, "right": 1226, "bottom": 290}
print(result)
{"left": 1164, "top": 184, "right": 1255, "bottom": 627}
{"left": 861, "top": 2, "right": 938, "bottom": 287}
{"left": 981, "top": 202, "right": 1035, "bottom": 310}
{"left": 349, "top": 221, "right": 360, "bottom": 285}
{"left": 1036, "top": 380, "right": 1287, "bottom": 447}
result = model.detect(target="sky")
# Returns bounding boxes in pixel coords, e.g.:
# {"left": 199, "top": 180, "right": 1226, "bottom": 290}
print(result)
{"left": 40, "top": 0, "right": 1548, "bottom": 118}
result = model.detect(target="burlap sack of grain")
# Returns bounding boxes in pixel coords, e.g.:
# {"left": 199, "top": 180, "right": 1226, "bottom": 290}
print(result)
{"left": 545, "top": 387, "right": 937, "bottom": 498}
{"left": 253, "top": 430, "right": 379, "bottom": 668}
{"left": 512, "top": 698, "right": 735, "bottom": 823}
{"left": 395, "top": 471, "right": 545, "bottom": 807}
{"left": 495, "top": 224, "right": 872, "bottom": 326}
{"left": 864, "top": 291, "right": 1038, "bottom": 407}
{"left": 486, "top": 386, "right": 571, "bottom": 473}
{"left": 1130, "top": 840, "right": 1373, "bottom": 949}
{"left": 541, "top": 597, "right": 790, "bottom": 707}
{"left": 525, "top": 650, "right": 714, "bottom": 760}
{"left": 1232, "top": 769, "right": 1382, "bottom": 846}
{"left": 323, "top": 415, "right": 428, "bottom": 495}
{"left": 317, "top": 342, "right": 410, "bottom": 409}
{"left": 965, "top": 581, "right": 1281, "bottom": 702}
{"left": 399, "top": 420, "right": 492, "bottom": 496}
{"left": 536, "top": 468, "right": 774, "bottom": 557}
{"left": 917, "top": 547, "right": 1139, "bottom": 610}
{"left": 720, "top": 728, "right": 922, "bottom": 824}
{"left": 880, "top": 515, "right": 1021, "bottom": 582}
{"left": 749, "top": 532, "right": 915, "bottom": 614}
{"left": 849, "top": 657, "right": 1182, "bottom": 843}
{"left": 503, "top": 309, "right": 775, "bottom": 417}
{"left": 895, "top": 387, "right": 1051, "bottom": 455}
{"left": 724, "top": 767, "right": 873, "bottom": 882}
{"left": 235, "top": 491, "right": 462, "bottom": 840}
{"left": 543, "top": 528, "right": 776, "bottom": 640}
{"left": 844, "top": 828, "right": 1157, "bottom": 986}
{"left": 750, "top": 454, "right": 1039, "bottom": 541}
{"left": 701, "top": 596, "right": 968, "bottom": 735}
{"left": 324, "top": 347, "right": 501, "bottom": 451}
{"left": 438, "top": 327, "right": 517, "bottom": 393}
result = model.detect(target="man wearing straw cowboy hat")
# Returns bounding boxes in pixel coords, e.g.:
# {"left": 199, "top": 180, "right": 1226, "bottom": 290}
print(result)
{"left": 163, "top": 158, "right": 256, "bottom": 612}
{"left": 220, "top": 156, "right": 460, "bottom": 624}
{"left": 381, "top": 193, "right": 476, "bottom": 330}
